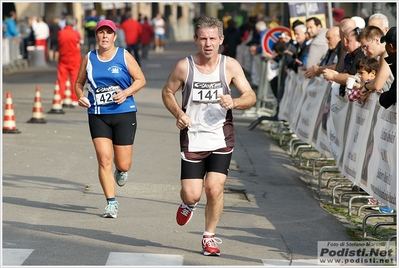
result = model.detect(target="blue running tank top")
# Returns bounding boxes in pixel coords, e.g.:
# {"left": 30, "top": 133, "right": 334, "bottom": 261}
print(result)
{"left": 86, "top": 48, "right": 137, "bottom": 114}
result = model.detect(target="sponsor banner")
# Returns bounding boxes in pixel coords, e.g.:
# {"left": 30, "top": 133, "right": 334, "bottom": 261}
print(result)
{"left": 279, "top": 71, "right": 396, "bottom": 209}
{"left": 361, "top": 103, "right": 397, "bottom": 208}
{"left": 341, "top": 94, "right": 377, "bottom": 184}
{"left": 278, "top": 70, "right": 297, "bottom": 122}
{"left": 289, "top": 69, "right": 308, "bottom": 130}
{"left": 294, "top": 76, "right": 328, "bottom": 143}
{"left": 310, "top": 83, "right": 332, "bottom": 157}
{"left": 317, "top": 241, "right": 396, "bottom": 265}
{"left": 326, "top": 82, "right": 350, "bottom": 167}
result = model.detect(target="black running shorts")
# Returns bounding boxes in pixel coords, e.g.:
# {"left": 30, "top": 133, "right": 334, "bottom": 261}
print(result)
{"left": 88, "top": 112, "right": 137, "bottom": 145}
{"left": 181, "top": 152, "right": 232, "bottom": 180}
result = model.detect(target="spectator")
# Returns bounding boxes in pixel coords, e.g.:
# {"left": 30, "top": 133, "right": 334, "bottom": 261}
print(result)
{"left": 48, "top": 18, "right": 61, "bottom": 62}
{"left": 368, "top": 13, "right": 390, "bottom": 35}
{"left": 236, "top": 15, "right": 256, "bottom": 74}
{"left": 222, "top": 11, "right": 231, "bottom": 29}
{"left": 332, "top": 8, "right": 345, "bottom": 26}
{"left": 4, "top": 10, "right": 19, "bottom": 60}
{"left": 268, "top": 14, "right": 281, "bottom": 29}
{"left": 305, "top": 17, "right": 328, "bottom": 69}
{"left": 270, "top": 31, "right": 297, "bottom": 102}
{"left": 85, "top": 17, "right": 97, "bottom": 52}
{"left": 140, "top": 16, "right": 154, "bottom": 60}
{"left": 248, "top": 20, "right": 268, "bottom": 90}
{"left": 275, "top": 32, "right": 297, "bottom": 69}
{"left": 322, "top": 26, "right": 365, "bottom": 97}
{"left": 17, "top": 16, "right": 31, "bottom": 59}
{"left": 221, "top": 19, "right": 241, "bottom": 59}
{"left": 4, "top": 11, "right": 19, "bottom": 39}
{"left": 113, "top": 16, "right": 126, "bottom": 49}
{"left": 351, "top": 16, "right": 366, "bottom": 30}
{"left": 32, "top": 16, "right": 50, "bottom": 61}
{"left": 152, "top": 13, "right": 166, "bottom": 53}
{"left": 360, "top": 8, "right": 370, "bottom": 26}
{"left": 347, "top": 57, "right": 379, "bottom": 102}
{"left": 57, "top": 15, "right": 82, "bottom": 106}
{"left": 335, "top": 18, "right": 357, "bottom": 73}
{"left": 233, "top": 10, "right": 243, "bottom": 28}
{"left": 192, "top": 12, "right": 201, "bottom": 32}
{"left": 291, "top": 19, "right": 305, "bottom": 30}
{"left": 378, "top": 26, "right": 396, "bottom": 108}
{"left": 357, "top": 24, "right": 393, "bottom": 104}
{"left": 85, "top": 9, "right": 98, "bottom": 24}
{"left": 58, "top": 11, "right": 67, "bottom": 30}
{"left": 304, "top": 26, "right": 341, "bottom": 79}
{"left": 121, "top": 12, "right": 143, "bottom": 66}
{"left": 289, "top": 23, "right": 311, "bottom": 73}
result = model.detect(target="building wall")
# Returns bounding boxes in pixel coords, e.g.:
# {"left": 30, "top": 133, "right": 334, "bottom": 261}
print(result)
{"left": 12, "top": 2, "right": 397, "bottom": 42}
{"left": 13, "top": 2, "right": 196, "bottom": 41}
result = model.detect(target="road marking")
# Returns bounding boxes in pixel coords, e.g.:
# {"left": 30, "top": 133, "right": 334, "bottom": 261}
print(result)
{"left": 2, "top": 249, "right": 34, "bottom": 266}
{"left": 106, "top": 252, "right": 184, "bottom": 266}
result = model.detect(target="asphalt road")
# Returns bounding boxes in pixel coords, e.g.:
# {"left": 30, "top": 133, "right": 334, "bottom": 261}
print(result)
{"left": 2, "top": 41, "right": 350, "bottom": 267}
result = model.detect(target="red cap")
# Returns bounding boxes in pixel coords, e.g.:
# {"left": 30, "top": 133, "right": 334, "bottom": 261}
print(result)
{"left": 95, "top": 20, "right": 116, "bottom": 32}
{"left": 333, "top": 8, "right": 345, "bottom": 22}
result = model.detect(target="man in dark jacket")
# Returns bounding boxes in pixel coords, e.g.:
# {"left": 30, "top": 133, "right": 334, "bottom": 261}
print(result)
{"left": 379, "top": 26, "right": 396, "bottom": 109}
{"left": 304, "top": 26, "right": 341, "bottom": 79}
{"left": 222, "top": 19, "right": 241, "bottom": 59}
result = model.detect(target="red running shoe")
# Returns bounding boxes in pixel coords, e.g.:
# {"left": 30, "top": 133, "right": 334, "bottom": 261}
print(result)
{"left": 176, "top": 202, "right": 196, "bottom": 226}
{"left": 202, "top": 235, "right": 222, "bottom": 256}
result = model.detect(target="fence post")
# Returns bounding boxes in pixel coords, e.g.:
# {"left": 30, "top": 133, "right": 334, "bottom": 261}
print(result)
{"left": 2, "top": 38, "right": 11, "bottom": 65}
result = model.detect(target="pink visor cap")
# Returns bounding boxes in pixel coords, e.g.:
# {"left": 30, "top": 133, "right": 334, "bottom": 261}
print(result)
{"left": 95, "top": 20, "right": 116, "bottom": 32}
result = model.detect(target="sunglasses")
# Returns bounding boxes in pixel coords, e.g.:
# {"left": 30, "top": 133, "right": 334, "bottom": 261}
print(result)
{"left": 352, "top": 27, "right": 362, "bottom": 36}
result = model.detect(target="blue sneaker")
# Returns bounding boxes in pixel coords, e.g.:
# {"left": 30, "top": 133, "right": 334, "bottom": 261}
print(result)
{"left": 103, "top": 201, "right": 119, "bottom": 218}
{"left": 379, "top": 206, "right": 394, "bottom": 214}
{"left": 114, "top": 169, "right": 128, "bottom": 187}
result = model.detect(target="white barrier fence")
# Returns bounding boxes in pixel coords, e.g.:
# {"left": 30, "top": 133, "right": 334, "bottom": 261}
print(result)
{"left": 2, "top": 37, "right": 20, "bottom": 65}
{"left": 279, "top": 70, "right": 396, "bottom": 210}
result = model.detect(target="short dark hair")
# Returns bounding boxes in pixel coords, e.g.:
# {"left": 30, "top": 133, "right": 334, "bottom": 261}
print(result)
{"left": 355, "top": 57, "right": 379, "bottom": 73}
{"left": 306, "top": 17, "right": 322, "bottom": 27}
{"left": 291, "top": 19, "right": 304, "bottom": 30}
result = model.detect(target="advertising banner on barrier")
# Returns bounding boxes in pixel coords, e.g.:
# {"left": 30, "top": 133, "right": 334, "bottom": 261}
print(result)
{"left": 361, "top": 104, "right": 397, "bottom": 209}
{"left": 341, "top": 94, "right": 378, "bottom": 184}
{"left": 280, "top": 71, "right": 396, "bottom": 209}
{"left": 289, "top": 70, "right": 308, "bottom": 129}
{"left": 278, "top": 70, "right": 296, "bottom": 122}
{"left": 327, "top": 82, "right": 351, "bottom": 168}
{"left": 310, "top": 82, "right": 332, "bottom": 157}
{"left": 294, "top": 76, "right": 329, "bottom": 143}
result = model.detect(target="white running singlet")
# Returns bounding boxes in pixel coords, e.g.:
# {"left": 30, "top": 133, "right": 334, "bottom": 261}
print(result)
{"left": 180, "top": 54, "right": 234, "bottom": 152}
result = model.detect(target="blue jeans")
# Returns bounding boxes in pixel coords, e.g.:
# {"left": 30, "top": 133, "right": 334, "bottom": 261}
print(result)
{"left": 87, "top": 36, "right": 96, "bottom": 52}
{"left": 141, "top": 44, "right": 150, "bottom": 59}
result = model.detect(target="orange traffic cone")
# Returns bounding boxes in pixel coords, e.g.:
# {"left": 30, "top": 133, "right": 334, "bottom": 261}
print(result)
{"left": 3, "top": 92, "right": 21, "bottom": 133}
{"left": 48, "top": 80, "right": 65, "bottom": 114}
{"left": 27, "top": 86, "right": 46, "bottom": 123}
{"left": 62, "top": 80, "right": 74, "bottom": 108}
